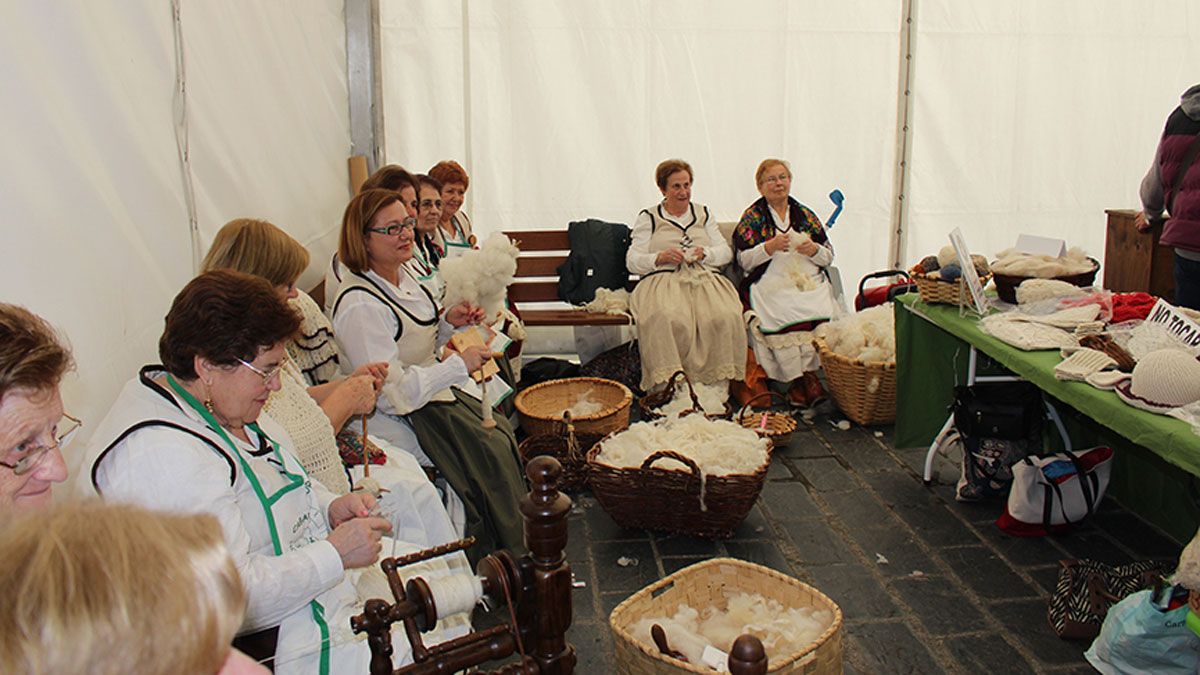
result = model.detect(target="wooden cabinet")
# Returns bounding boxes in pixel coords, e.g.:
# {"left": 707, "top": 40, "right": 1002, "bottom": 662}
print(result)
{"left": 1103, "top": 209, "right": 1175, "bottom": 300}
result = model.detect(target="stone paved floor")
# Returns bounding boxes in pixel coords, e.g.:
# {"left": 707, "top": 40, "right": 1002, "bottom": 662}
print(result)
{"left": 539, "top": 406, "right": 1184, "bottom": 674}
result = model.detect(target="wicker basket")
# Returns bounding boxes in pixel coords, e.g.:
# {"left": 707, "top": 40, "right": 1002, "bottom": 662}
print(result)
{"left": 736, "top": 391, "right": 797, "bottom": 450}
{"left": 813, "top": 337, "right": 896, "bottom": 426}
{"left": 639, "top": 370, "right": 731, "bottom": 421}
{"left": 912, "top": 272, "right": 992, "bottom": 307}
{"left": 610, "top": 558, "right": 844, "bottom": 674}
{"left": 516, "top": 412, "right": 600, "bottom": 492}
{"left": 586, "top": 418, "right": 771, "bottom": 539}
{"left": 991, "top": 257, "right": 1100, "bottom": 304}
{"left": 515, "top": 377, "right": 632, "bottom": 437}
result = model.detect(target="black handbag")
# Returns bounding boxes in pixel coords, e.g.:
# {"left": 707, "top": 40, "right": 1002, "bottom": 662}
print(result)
{"left": 953, "top": 381, "right": 1043, "bottom": 441}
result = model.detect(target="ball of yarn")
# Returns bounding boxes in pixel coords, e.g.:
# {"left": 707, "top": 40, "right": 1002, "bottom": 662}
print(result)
{"left": 939, "top": 263, "right": 962, "bottom": 281}
{"left": 936, "top": 245, "right": 958, "bottom": 268}
{"left": 970, "top": 254, "right": 990, "bottom": 275}
{"left": 919, "top": 255, "right": 940, "bottom": 273}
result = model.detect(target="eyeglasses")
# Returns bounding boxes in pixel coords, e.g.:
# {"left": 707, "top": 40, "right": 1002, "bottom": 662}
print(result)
{"left": 368, "top": 218, "right": 416, "bottom": 237}
{"left": 1, "top": 413, "right": 81, "bottom": 475}
{"left": 237, "top": 358, "right": 285, "bottom": 385}
{"left": 762, "top": 174, "right": 790, "bottom": 185}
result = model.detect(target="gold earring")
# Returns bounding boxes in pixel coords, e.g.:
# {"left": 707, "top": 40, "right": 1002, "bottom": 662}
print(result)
{"left": 202, "top": 380, "right": 215, "bottom": 413}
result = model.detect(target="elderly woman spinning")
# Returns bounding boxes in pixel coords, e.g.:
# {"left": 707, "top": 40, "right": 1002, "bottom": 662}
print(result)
{"left": 0, "top": 303, "right": 73, "bottom": 516}
{"left": 82, "top": 270, "right": 468, "bottom": 674}
{"left": 732, "top": 158, "right": 835, "bottom": 407}
{"left": 627, "top": 159, "right": 746, "bottom": 393}
{"left": 330, "top": 189, "right": 527, "bottom": 559}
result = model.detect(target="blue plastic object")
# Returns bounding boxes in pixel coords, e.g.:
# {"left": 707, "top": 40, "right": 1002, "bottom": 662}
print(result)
{"left": 827, "top": 189, "right": 844, "bottom": 228}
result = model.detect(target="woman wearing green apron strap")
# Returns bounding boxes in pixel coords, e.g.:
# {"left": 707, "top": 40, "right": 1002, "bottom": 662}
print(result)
{"left": 407, "top": 174, "right": 447, "bottom": 300}
{"left": 428, "top": 160, "right": 476, "bottom": 259}
{"left": 81, "top": 271, "right": 470, "bottom": 674}
{"left": 332, "top": 189, "right": 528, "bottom": 562}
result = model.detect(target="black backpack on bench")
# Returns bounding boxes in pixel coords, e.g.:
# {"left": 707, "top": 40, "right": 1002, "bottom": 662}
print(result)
{"left": 953, "top": 381, "right": 1044, "bottom": 502}
{"left": 557, "top": 219, "right": 631, "bottom": 304}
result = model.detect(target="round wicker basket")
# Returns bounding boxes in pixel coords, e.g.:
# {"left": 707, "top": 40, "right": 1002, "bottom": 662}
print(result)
{"left": 736, "top": 391, "right": 797, "bottom": 450}
{"left": 639, "top": 370, "right": 731, "bottom": 421}
{"left": 610, "top": 557, "right": 843, "bottom": 674}
{"left": 813, "top": 337, "right": 896, "bottom": 426}
{"left": 514, "top": 377, "right": 632, "bottom": 437}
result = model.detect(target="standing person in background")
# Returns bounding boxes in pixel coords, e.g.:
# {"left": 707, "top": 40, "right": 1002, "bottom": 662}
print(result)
{"left": 428, "top": 160, "right": 476, "bottom": 258}
{"left": 1136, "top": 84, "right": 1200, "bottom": 310}
{"left": 0, "top": 304, "right": 73, "bottom": 517}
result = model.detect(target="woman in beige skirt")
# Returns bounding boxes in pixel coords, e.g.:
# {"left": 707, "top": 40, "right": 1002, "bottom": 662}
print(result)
{"left": 627, "top": 159, "right": 746, "bottom": 392}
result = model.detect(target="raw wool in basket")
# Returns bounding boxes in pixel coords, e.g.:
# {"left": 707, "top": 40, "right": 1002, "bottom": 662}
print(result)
{"left": 1015, "top": 278, "right": 1088, "bottom": 305}
{"left": 595, "top": 416, "right": 769, "bottom": 477}
{"left": 562, "top": 389, "right": 607, "bottom": 417}
{"left": 657, "top": 380, "right": 730, "bottom": 417}
{"left": 629, "top": 592, "right": 834, "bottom": 668}
{"left": 991, "top": 246, "right": 1094, "bottom": 278}
{"left": 580, "top": 287, "right": 631, "bottom": 315}
{"left": 814, "top": 303, "right": 895, "bottom": 363}
{"left": 439, "top": 234, "right": 520, "bottom": 321}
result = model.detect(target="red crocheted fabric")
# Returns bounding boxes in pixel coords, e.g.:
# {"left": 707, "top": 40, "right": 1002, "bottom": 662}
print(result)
{"left": 1110, "top": 292, "right": 1158, "bottom": 323}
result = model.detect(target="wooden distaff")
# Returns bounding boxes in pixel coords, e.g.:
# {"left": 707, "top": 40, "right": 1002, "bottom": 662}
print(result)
{"left": 362, "top": 414, "right": 370, "bottom": 477}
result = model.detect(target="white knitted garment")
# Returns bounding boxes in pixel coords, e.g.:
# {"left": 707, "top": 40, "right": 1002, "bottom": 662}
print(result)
{"left": 979, "top": 315, "right": 1077, "bottom": 351}
{"left": 286, "top": 290, "right": 343, "bottom": 386}
{"left": 264, "top": 361, "right": 352, "bottom": 494}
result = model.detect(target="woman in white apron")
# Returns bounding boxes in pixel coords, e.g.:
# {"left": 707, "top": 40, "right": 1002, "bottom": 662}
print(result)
{"left": 627, "top": 159, "right": 747, "bottom": 392}
{"left": 202, "top": 218, "right": 468, "bottom": 542}
{"left": 331, "top": 189, "right": 528, "bottom": 562}
{"left": 732, "top": 158, "right": 836, "bottom": 407}
{"left": 81, "top": 271, "right": 470, "bottom": 675}
{"left": 428, "top": 160, "right": 476, "bottom": 259}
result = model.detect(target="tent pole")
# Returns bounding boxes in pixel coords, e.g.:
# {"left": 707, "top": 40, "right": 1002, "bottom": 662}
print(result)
{"left": 461, "top": 0, "right": 474, "bottom": 219}
{"left": 889, "top": 0, "right": 918, "bottom": 271}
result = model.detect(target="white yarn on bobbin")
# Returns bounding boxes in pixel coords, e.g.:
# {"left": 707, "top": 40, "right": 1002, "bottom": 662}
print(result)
{"left": 422, "top": 573, "right": 485, "bottom": 619}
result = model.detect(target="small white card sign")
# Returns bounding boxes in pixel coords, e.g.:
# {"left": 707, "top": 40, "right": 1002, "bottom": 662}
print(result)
{"left": 1015, "top": 234, "right": 1067, "bottom": 258}
{"left": 948, "top": 227, "right": 989, "bottom": 315}
{"left": 1145, "top": 298, "right": 1200, "bottom": 350}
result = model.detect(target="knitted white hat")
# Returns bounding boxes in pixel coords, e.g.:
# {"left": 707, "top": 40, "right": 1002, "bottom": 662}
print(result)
{"left": 1114, "top": 349, "right": 1200, "bottom": 414}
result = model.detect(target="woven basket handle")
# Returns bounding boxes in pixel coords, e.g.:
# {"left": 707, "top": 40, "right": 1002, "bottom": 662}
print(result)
{"left": 641, "top": 450, "right": 701, "bottom": 478}
{"left": 666, "top": 370, "right": 702, "bottom": 414}
{"left": 560, "top": 411, "right": 583, "bottom": 464}
{"left": 736, "top": 391, "right": 791, "bottom": 423}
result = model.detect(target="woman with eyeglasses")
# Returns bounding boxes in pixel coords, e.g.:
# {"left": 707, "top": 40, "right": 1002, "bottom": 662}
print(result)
{"left": 732, "top": 158, "right": 836, "bottom": 408}
{"left": 0, "top": 303, "right": 73, "bottom": 515}
{"left": 325, "top": 165, "right": 424, "bottom": 312}
{"left": 627, "top": 158, "right": 747, "bottom": 393}
{"left": 331, "top": 189, "right": 527, "bottom": 561}
{"left": 82, "top": 270, "right": 470, "bottom": 673}
{"left": 202, "top": 218, "right": 467, "bottom": 548}
{"left": 428, "top": 160, "right": 476, "bottom": 259}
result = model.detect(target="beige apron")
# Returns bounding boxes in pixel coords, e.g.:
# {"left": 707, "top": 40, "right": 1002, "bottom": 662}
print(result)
{"left": 629, "top": 205, "right": 746, "bottom": 390}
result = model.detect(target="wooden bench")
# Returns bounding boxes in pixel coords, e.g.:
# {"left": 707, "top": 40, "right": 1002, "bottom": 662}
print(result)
{"left": 503, "top": 230, "right": 634, "bottom": 327}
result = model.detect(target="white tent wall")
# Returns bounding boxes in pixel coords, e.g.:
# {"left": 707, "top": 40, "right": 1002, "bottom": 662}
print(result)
{"left": 0, "top": 1, "right": 351, "bottom": 485}
{"left": 381, "top": 0, "right": 903, "bottom": 300}
{"left": 906, "top": 0, "right": 1200, "bottom": 270}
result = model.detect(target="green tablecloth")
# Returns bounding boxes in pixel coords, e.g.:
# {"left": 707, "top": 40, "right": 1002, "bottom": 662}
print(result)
{"left": 893, "top": 293, "right": 1200, "bottom": 541}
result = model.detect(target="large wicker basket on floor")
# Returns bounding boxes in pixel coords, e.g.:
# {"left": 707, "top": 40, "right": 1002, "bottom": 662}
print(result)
{"left": 516, "top": 412, "right": 600, "bottom": 492}
{"left": 610, "top": 557, "right": 844, "bottom": 674}
{"left": 515, "top": 377, "right": 632, "bottom": 437}
{"left": 814, "top": 337, "right": 896, "bottom": 426}
{"left": 586, "top": 419, "right": 771, "bottom": 539}
{"left": 912, "top": 272, "right": 991, "bottom": 307}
